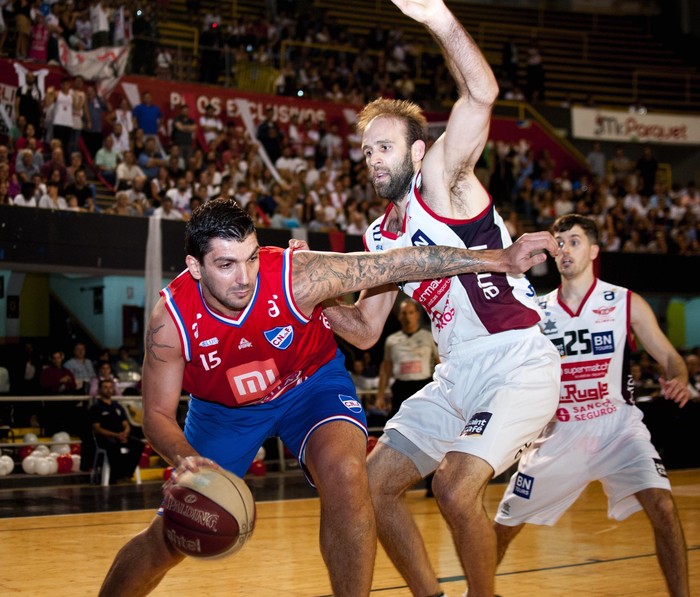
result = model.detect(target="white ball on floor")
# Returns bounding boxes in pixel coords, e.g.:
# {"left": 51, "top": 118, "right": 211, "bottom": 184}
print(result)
{"left": 0, "top": 455, "right": 14, "bottom": 474}
{"left": 23, "top": 433, "right": 38, "bottom": 445}
{"left": 51, "top": 443, "right": 70, "bottom": 455}
{"left": 35, "top": 458, "right": 52, "bottom": 475}
{"left": 22, "top": 455, "right": 38, "bottom": 474}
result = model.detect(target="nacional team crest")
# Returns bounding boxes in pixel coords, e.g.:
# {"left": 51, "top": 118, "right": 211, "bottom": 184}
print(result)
{"left": 264, "top": 326, "right": 294, "bottom": 350}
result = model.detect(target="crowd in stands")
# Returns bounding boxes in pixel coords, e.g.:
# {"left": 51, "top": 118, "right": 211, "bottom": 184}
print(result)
{"left": 0, "top": 0, "right": 698, "bottom": 254}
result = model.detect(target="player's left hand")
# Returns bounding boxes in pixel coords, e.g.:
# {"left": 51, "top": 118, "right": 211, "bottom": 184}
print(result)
{"left": 502, "top": 231, "right": 558, "bottom": 274}
{"left": 659, "top": 376, "right": 691, "bottom": 408}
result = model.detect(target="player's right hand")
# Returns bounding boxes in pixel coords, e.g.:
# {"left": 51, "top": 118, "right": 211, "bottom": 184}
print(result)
{"left": 167, "top": 455, "right": 220, "bottom": 488}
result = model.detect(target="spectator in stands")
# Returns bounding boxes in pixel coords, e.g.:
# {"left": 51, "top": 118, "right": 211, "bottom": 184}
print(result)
{"left": 39, "top": 350, "right": 77, "bottom": 395}
{"left": 138, "top": 137, "right": 168, "bottom": 181}
{"left": 64, "top": 168, "right": 95, "bottom": 209}
{"left": 525, "top": 38, "right": 545, "bottom": 101}
{"left": 66, "top": 151, "right": 86, "bottom": 186}
{"left": 256, "top": 106, "right": 284, "bottom": 162}
{"left": 636, "top": 145, "right": 659, "bottom": 198}
{"left": 89, "top": 0, "right": 111, "bottom": 49}
{"left": 132, "top": 91, "right": 162, "bottom": 141}
{"left": 89, "top": 377, "right": 143, "bottom": 484}
{"left": 171, "top": 104, "right": 196, "bottom": 164}
{"left": 15, "top": 149, "right": 41, "bottom": 183}
{"left": 109, "top": 97, "right": 135, "bottom": 140}
{"left": 94, "top": 134, "right": 121, "bottom": 187}
{"left": 29, "top": 12, "right": 50, "bottom": 63}
{"left": 501, "top": 36, "right": 519, "bottom": 87}
{"left": 14, "top": 70, "right": 43, "bottom": 132}
{"left": 610, "top": 145, "right": 635, "bottom": 194}
{"left": 88, "top": 361, "right": 121, "bottom": 396}
{"left": 114, "top": 346, "right": 141, "bottom": 380}
{"left": 155, "top": 46, "right": 174, "bottom": 78}
{"left": 49, "top": 78, "right": 77, "bottom": 155}
{"left": 106, "top": 190, "right": 143, "bottom": 217}
{"left": 115, "top": 149, "right": 145, "bottom": 189}
{"left": 64, "top": 342, "right": 97, "bottom": 394}
{"left": 15, "top": 0, "right": 32, "bottom": 59}
{"left": 198, "top": 103, "right": 224, "bottom": 150}
{"left": 70, "top": 76, "right": 89, "bottom": 156}
{"left": 586, "top": 141, "right": 607, "bottom": 182}
{"left": 11, "top": 181, "right": 37, "bottom": 208}
{"left": 126, "top": 175, "right": 151, "bottom": 214}
{"left": 150, "top": 166, "right": 172, "bottom": 201}
{"left": 83, "top": 85, "right": 108, "bottom": 158}
{"left": 165, "top": 176, "right": 193, "bottom": 213}
{"left": 110, "top": 121, "right": 130, "bottom": 155}
{"left": 38, "top": 179, "right": 68, "bottom": 210}
{"left": 151, "top": 195, "right": 184, "bottom": 220}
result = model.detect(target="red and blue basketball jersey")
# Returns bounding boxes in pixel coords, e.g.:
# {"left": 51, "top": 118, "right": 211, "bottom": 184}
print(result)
{"left": 161, "top": 247, "right": 338, "bottom": 408}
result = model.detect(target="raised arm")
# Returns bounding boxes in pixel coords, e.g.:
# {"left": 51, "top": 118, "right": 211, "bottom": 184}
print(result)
{"left": 141, "top": 299, "right": 201, "bottom": 465}
{"left": 394, "top": 0, "right": 499, "bottom": 211}
{"left": 630, "top": 292, "right": 690, "bottom": 408}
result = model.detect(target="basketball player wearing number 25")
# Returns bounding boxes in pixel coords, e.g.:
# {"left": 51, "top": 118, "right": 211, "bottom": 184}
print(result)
{"left": 98, "top": 198, "right": 558, "bottom": 596}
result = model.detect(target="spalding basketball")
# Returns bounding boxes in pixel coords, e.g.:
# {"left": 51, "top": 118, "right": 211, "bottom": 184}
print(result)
{"left": 162, "top": 468, "right": 255, "bottom": 559}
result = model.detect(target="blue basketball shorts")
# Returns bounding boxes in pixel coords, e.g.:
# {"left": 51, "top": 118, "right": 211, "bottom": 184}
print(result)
{"left": 183, "top": 351, "right": 367, "bottom": 485}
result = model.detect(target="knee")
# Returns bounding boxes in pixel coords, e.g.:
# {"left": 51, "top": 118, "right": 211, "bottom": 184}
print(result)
{"left": 432, "top": 469, "right": 473, "bottom": 515}
{"left": 643, "top": 490, "right": 679, "bottom": 526}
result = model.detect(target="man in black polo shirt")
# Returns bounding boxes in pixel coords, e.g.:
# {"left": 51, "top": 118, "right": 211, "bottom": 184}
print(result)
{"left": 88, "top": 378, "right": 143, "bottom": 484}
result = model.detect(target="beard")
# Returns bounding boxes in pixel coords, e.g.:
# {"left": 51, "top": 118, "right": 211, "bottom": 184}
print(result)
{"left": 372, "top": 151, "right": 414, "bottom": 203}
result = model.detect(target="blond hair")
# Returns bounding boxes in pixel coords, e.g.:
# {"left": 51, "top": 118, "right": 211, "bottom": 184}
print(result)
{"left": 356, "top": 98, "right": 428, "bottom": 147}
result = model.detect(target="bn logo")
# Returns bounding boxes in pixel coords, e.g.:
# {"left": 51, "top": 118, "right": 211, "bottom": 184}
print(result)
{"left": 592, "top": 331, "right": 614, "bottom": 355}
{"left": 513, "top": 472, "right": 534, "bottom": 499}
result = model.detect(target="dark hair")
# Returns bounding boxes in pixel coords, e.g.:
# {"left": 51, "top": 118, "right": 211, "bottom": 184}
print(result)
{"left": 185, "top": 198, "right": 255, "bottom": 261}
{"left": 551, "top": 214, "right": 599, "bottom": 245}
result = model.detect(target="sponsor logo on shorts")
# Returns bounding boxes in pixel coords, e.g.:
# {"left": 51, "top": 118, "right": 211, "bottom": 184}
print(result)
{"left": 513, "top": 472, "right": 534, "bottom": 499}
{"left": 339, "top": 394, "right": 363, "bottom": 413}
{"left": 264, "top": 325, "right": 294, "bottom": 350}
{"left": 461, "top": 412, "right": 492, "bottom": 436}
{"left": 653, "top": 458, "right": 668, "bottom": 478}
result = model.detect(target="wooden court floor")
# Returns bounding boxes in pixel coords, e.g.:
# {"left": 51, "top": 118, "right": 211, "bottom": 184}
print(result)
{"left": 0, "top": 469, "right": 697, "bottom": 596}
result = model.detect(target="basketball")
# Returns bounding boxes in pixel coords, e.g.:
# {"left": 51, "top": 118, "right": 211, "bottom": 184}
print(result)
{"left": 162, "top": 468, "right": 255, "bottom": 560}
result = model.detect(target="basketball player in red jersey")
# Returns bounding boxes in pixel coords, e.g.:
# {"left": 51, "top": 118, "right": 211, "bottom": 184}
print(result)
{"left": 322, "top": 1, "right": 561, "bottom": 595}
{"left": 98, "top": 198, "right": 557, "bottom": 596}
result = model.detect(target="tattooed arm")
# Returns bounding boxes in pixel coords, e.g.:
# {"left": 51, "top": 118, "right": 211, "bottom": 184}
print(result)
{"left": 292, "top": 231, "right": 558, "bottom": 347}
{"left": 291, "top": 231, "right": 557, "bottom": 314}
{"left": 141, "top": 298, "right": 201, "bottom": 468}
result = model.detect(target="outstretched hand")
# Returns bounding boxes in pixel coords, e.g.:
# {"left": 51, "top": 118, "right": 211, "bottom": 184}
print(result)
{"left": 659, "top": 376, "right": 691, "bottom": 409}
{"left": 502, "top": 231, "right": 558, "bottom": 275}
{"left": 390, "top": 0, "right": 448, "bottom": 24}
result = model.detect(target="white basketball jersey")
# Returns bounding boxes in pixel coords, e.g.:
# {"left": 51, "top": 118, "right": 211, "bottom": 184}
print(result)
{"left": 537, "top": 279, "right": 636, "bottom": 424}
{"left": 364, "top": 173, "right": 543, "bottom": 356}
